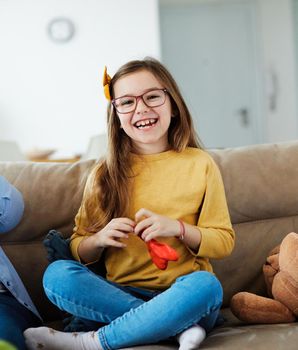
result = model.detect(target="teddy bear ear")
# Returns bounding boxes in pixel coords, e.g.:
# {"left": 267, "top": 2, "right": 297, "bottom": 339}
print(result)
{"left": 266, "top": 254, "right": 279, "bottom": 271}
{"left": 268, "top": 244, "right": 280, "bottom": 257}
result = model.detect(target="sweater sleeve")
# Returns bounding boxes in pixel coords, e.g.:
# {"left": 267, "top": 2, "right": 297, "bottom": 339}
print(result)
{"left": 0, "top": 176, "right": 24, "bottom": 234}
{"left": 196, "top": 156, "right": 235, "bottom": 259}
{"left": 70, "top": 165, "right": 102, "bottom": 262}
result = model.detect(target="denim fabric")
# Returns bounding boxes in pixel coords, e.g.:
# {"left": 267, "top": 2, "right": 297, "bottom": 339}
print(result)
{"left": 42, "top": 229, "right": 105, "bottom": 331}
{"left": 0, "top": 292, "right": 41, "bottom": 350}
{"left": 44, "top": 260, "right": 223, "bottom": 350}
{"left": 0, "top": 176, "right": 24, "bottom": 234}
{"left": 0, "top": 247, "right": 42, "bottom": 321}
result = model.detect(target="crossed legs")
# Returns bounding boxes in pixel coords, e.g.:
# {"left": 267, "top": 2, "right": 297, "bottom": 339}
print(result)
{"left": 24, "top": 260, "right": 222, "bottom": 350}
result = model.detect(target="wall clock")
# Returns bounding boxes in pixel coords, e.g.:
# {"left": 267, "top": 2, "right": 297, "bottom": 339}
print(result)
{"left": 47, "top": 17, "right": 75, "bottom": 43}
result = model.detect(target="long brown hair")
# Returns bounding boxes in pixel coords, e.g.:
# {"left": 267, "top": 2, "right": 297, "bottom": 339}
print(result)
{"left": 84, "top": 57, "right": 203, "bottom": 232}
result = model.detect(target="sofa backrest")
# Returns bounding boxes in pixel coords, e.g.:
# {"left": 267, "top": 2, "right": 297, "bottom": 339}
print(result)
{"left": 0, "top": 140, "right": 298, "bottom": 320}
{"left": 209, "top": 140, "right": 298, "bottom": 304}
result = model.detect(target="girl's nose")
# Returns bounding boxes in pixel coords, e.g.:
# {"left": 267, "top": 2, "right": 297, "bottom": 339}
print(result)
{"left": 135, "top": 96, "right": 149, "bottom": 114}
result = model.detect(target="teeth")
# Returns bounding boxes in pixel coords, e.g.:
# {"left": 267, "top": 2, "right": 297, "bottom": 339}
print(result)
{"left": 135, "top": 119, "right": 157, "bottom": 128}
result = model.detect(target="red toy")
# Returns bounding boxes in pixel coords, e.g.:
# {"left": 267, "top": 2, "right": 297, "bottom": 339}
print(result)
{"left": 146, "top": 239, "right": 179, "bottom": 270}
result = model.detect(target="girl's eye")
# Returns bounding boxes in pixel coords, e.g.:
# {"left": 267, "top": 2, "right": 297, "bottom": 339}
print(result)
{"left": 145, "top": 92, "right": 162, "bottom": 102}
{"left": 119, "top": 98, "right": 134, "bottom": 107}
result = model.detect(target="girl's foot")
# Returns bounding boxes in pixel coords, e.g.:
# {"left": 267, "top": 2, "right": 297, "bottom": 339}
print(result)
{"left": 24, "top": 327, "right": 102, "bottom": 350}
{"left": 177, "top": 324, "right": 206, "bottom": 350}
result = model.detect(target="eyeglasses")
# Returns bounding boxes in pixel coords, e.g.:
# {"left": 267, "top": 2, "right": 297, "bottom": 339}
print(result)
{"left": 112, "top": 88, "right": 168, "bottom": 114}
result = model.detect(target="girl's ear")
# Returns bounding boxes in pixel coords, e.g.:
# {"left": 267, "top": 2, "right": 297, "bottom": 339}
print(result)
{"left": 118, "top": 119, "right": 123, "bottom": 129}
{"left": 171, "top": 108, "right": 175, "bottom": 118}
{"left": 171, "top": 104, "right": 179, "bottom": 118}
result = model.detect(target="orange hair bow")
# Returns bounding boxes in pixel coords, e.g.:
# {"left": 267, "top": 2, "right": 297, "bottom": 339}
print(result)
{"left": 103, "top": 66, "right": 112, "bottom": 101}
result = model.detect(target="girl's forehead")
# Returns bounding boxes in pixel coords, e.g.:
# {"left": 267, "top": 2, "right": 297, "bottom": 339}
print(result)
{"left": 113, "top": 70, "right": 163, "bottom": 97}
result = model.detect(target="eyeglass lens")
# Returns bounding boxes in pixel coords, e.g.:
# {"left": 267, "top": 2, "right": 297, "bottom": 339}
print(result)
{"left": 113, "top": 89, "right": 166, "bottom": 114}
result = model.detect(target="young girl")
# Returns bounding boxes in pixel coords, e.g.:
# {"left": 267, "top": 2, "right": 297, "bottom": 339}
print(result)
{"left": 24, "top": 58, "right": 235, "bottom": 350}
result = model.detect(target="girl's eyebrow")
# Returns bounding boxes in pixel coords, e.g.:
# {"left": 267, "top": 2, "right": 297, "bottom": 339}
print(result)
{"left": 116, "top": 87, "right": 163, "bottom": 99}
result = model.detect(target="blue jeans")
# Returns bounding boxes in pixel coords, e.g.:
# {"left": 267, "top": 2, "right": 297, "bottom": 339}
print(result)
{"left": 0, "top": 292, "right": 41, "bottom": 350}
{"left": 43, "top": 260, "right": 223, "bottom": 350}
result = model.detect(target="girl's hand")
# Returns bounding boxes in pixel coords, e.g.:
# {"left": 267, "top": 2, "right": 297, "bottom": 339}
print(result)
{"left": 94, "top": 218, "right": 135, "bottom": 248}
{"left": 134, "top": 208, "right": 180, "bottom": 242}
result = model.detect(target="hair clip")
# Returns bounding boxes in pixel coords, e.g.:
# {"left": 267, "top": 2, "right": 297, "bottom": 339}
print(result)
{"left": 103, "top": 66, "right": 112, "bottom": 101}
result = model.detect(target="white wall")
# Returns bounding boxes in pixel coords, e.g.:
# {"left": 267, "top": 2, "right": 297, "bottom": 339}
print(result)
{"left": 0, "top": 0, "right": 160, "bottom": 157}
{"left": 160, "top": 0, "right": 298, "bottom": 145}
{"left": 257, "top": 0, "right": 298, "bottom": 142}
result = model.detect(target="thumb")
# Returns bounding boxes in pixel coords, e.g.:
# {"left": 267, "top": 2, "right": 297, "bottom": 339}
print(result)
{"left": 135, "top": 208, "right": 154, "bottom": 222}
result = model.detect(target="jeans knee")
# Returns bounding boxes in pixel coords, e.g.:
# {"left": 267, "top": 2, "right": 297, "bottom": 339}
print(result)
{"left": 198, "top": 271, "right": 223, "bottom": 305}
{"left": 178, "top": 271, "right": 223, "bottom": 306}
{"left": 43, "top": 260, "right": 82, "bottom": 296}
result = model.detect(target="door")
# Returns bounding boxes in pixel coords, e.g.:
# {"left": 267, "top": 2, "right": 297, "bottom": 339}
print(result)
{"left": 159, "top": 0, "right": 262, "bottom": 148}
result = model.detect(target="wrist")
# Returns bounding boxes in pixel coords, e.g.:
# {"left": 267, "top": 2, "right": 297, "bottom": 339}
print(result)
{"left": 90, "top": 233, "right": 104, "bottom": 249}
{"left": 177, "top": 219, "right": 186, "bottom": 240}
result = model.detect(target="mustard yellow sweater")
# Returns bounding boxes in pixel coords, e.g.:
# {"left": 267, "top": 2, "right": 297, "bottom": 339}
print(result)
{"left": 70, "top": 148, "right": 235, "bottom": 290}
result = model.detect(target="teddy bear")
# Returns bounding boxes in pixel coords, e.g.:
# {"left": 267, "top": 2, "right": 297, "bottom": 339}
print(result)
{"left": 230, "top": 232, "right": 298, "bottom": 324}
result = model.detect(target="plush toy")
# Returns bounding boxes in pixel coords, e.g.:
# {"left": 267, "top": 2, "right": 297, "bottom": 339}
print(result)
{"left": 230, "top": 232, "right": 298, "bottom": 323}
{"left": 146, "top": 239, "right": 179, "bottom": 270}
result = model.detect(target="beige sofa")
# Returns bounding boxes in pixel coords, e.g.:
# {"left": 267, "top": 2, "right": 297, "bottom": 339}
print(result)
{"left": 0, "top": 140, "right": 298, "bottom": 350}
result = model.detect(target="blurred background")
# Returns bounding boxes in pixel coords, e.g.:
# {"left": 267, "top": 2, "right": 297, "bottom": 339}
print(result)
{"left": 0, "top": 0, "right": 298, "bottom": 160}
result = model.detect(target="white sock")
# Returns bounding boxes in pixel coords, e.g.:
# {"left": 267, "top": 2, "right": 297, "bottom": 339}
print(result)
{"left": 177, "top": 325, "right": 206, "bottom": 350}
{"left": 24, "top": 327, "right": 102, "bottom": 350}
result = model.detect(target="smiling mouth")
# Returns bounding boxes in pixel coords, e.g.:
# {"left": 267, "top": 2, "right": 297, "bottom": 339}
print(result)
{"left": 134, "top": 118, "right": 158, "bottom": 129}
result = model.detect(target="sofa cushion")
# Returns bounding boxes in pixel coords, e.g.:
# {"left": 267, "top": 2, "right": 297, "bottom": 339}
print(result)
{"left": 0, "top": 160, "right": 96, "bottom": 242}
{"left": 209, "top": 141, "right": 298, "bottom": 223}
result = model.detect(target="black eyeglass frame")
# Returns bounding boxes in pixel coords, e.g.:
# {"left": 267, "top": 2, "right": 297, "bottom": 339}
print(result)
{"left": 111, "top": 88, "right": 168, "bottom": 114}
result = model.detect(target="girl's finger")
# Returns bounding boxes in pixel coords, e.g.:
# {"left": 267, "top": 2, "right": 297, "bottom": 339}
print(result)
{"left": 118, "top": 217, "right": 136, "bottom": 226}
{"left": 106, "top": 238, "right": 127, "bottom": 248}
{"left": 111, "top": 218, "right": 136, "bottom": 228}
{"left": 135, "top": 208, "right": 154, "bottom": 222}
{"left": 134, "top": 217, "right": 153, "bottom": 236}
{"left": 142, "top": 228, "right": 159, "bottom": 242}
{"left": 111, "top": 222, "right": 135, "bottom": 233}
{"left": 109, "top": 230, "right": 129, "bottom": 239}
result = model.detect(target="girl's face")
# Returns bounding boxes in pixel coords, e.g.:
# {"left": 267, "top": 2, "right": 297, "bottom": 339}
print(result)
{"left": 113, "top": 70, "right": 172, "bottom": 154}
